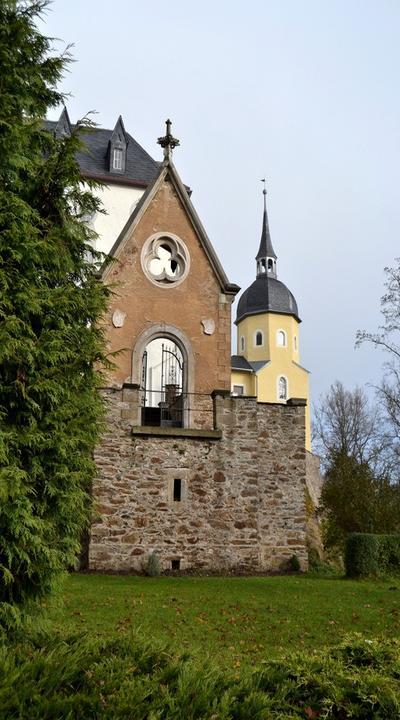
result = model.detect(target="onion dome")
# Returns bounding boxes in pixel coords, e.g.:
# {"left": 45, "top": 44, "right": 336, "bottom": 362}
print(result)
{"left": 236, "top": 274, "right": 299, "bottom": 323}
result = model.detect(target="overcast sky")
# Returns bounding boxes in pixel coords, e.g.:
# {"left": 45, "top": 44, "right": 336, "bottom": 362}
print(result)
{"left": 40, "top": 0, "right": 400, "bottom": 409}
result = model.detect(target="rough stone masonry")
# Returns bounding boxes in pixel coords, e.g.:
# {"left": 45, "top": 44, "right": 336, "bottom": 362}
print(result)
{"left": 90, "top": 388, "right": 308, "bottom": 573}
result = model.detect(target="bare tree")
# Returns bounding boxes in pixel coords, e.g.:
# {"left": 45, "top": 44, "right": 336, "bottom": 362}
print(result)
{"left": 313, "top": 381, "right": 389, "bottom": 474}
{"left": 357, "top": 260, "right": 400, "bottom": 478}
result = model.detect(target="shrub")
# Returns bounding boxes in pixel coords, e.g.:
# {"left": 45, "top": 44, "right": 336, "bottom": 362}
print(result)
{"left": 145, "top": 552, "right": 161, "bottom": 577}
{"left": 345, "top": 533, "right": 380, "bottom": 577}
{"left": 288, "top": 554, "right": 301, "bottom": 572}
{"left": 0, "top": 633, "right": 399, "bottom": 719}
{"left": 379, "top": 534, "right": 400, "bottom": 572}
{"left": 308, "top": 550, "right": 340, "bottom": 577}
{"left": 345, "top": 533, "right": 400, "bottom": 577}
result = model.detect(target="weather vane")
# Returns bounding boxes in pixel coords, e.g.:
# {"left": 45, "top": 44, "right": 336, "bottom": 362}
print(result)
{"left": 157, "top": 119, "right": 180, "bottom": 159}
{"left": 260, "top": 177, "right": 267, "bottom": 195}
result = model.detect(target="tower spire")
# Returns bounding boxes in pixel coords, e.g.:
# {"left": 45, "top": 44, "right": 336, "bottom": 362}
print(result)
{"left": 256, "top": 179, "right": 277, "bottom": 278}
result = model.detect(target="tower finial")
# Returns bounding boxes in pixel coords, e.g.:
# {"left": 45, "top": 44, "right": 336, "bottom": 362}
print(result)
{"left": 157, "top": 119, "right": 180, "bottom": 160}
{"left": 261, "top": 178, "right": 268, "bottom": 213}
{"left": 256, "top": 179, "right": 277, "bottom": 278}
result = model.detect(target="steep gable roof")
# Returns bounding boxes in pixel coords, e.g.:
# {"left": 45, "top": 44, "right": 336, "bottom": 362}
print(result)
{"left": 100, "top": 157, "right": 240, "bottom": 296}
{"left": 44, "top": 116, "right": 159, "bottom": 188}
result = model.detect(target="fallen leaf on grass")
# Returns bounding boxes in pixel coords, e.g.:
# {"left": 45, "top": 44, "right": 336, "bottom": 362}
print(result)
{"left": 304, "top": 707, "right": 319, "bottom": 719}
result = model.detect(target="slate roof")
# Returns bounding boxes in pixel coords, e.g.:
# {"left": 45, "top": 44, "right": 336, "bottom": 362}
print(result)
{"left": 256, "top": 199, "right": 277, "bottom": 261}
{"left": 236, "top": 274, "right": 300, "bottom": 324}
{"left": 43, "top": 119, "right": 159, "bottom": 187}
{"left": 231, "top": 357, "right": 270, "bottom": 372}
{"left": 231, "top": 355, "right": 254, "bottom": 371}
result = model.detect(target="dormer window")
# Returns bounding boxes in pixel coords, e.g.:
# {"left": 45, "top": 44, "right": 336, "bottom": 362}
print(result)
{"left": 108, "top": 116, "right": 128, "bottom": 174}
{"left": 113, "top": 147, "right": 123, "bottom": 171}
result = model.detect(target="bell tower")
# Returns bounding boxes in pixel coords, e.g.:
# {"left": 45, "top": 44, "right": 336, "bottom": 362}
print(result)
{"left": 231, "top": 183, "right": 311, "bottom": 450}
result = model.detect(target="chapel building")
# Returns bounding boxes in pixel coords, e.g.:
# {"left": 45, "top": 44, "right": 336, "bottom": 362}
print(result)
{"left": 47, "top": 111, "right": 310, "bottom": 573}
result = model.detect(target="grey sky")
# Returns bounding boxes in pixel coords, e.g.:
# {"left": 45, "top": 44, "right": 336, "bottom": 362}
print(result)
{"left": 41, "top": 0, "right": 400, "bottom": 408}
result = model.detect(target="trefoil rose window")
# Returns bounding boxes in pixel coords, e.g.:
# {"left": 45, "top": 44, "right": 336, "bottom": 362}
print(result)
{"left": 141, "top": 233, "right": 190, "bottom": 287}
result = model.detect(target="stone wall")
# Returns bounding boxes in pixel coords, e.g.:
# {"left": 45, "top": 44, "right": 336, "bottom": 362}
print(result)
{"left": 305, "top": 451, "right": 323, "bottom": 508}
{"left": 90, "top": 390, "right": 308, "bottom": 573}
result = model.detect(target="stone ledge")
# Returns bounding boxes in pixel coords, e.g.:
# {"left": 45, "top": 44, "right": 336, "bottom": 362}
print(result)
{"left": 211, "top": 388, "right": 231, "bottom": 399}
{"left": 131, "top": 426, "right": 222, "bottom": 440}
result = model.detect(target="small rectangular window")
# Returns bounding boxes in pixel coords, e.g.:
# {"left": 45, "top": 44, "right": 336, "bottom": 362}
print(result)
{"left": 171, "top": 559, "right": 180, "bottom": 570}
{"left": 173, "top": 478, "right": 182, "bottom": 501}
{"left": 232, "top": 385, "right": 244, "bottom": 396}
{"left": 113, "top": 148, "right": 123, "bottom": 170}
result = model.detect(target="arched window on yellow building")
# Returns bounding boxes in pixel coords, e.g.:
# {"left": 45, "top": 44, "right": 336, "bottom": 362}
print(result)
{"left": 277, "top": 330, "right": 286, "bottom": 347}
{"left": 278, "top": 376, "right": 288, "bottom": 401}
{"left": 255, "top": 330, "right": 264, "bottom": 347}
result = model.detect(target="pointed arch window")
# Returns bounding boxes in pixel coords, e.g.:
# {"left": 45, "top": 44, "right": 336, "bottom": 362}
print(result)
{"left": 278, "top": 376, "right": 288, "bottom": 401}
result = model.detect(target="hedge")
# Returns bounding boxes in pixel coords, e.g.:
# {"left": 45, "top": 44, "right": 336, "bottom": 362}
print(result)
{"left": 0, "top": 633, "right": 399, "bottom": 719}
{"left": 345, "top": 533, "right": 400, "bottom": 577}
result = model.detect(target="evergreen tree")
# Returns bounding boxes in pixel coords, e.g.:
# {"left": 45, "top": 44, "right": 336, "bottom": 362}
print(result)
{"left": 320, "top": 453, "right": 400, "bottom": 550}
{"left": 0, "top": 1, "right": 110, "bottom": 631}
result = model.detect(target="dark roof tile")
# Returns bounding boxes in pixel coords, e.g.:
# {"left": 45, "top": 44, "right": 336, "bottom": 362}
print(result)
{"left": 44, "top": 120, "right": 159, "bottom": 187}
{"left": 236, "top": 275, "right": 300, "bottom": 323}
{"left": 231, "top": 355, "right": 254, "bottom": 371}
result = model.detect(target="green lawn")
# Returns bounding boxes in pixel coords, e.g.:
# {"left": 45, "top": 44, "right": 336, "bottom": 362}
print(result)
{"left": 48, "top": 573, "right": 400, "bottom": 670}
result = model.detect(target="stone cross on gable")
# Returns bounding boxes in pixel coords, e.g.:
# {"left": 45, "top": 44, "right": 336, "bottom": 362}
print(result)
{"left": 157, "top": 119, "right": 180, "bottom": 159}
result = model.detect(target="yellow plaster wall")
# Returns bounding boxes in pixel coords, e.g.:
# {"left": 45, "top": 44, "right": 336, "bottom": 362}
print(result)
{"left": 231, "top": 370, "right": 256, "bottom": 396}
{"left": 235, "top": 312, "right": 311, "bottom": 450}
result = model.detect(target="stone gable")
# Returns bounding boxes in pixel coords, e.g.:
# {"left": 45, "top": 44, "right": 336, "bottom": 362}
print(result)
{"left": 102, "top": 177, "right": 232, "bottom": 391}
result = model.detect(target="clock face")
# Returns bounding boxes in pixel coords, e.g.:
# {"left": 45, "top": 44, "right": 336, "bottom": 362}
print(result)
{"left": 141, "top": 232, "right": 190, "bottom": 288}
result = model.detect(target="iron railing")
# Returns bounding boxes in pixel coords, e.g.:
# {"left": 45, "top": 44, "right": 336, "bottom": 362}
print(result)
{"left": 140, "top": 389, "right": 213, "bottom": 429}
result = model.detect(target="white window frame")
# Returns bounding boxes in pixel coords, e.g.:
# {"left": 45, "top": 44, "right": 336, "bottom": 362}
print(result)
{"left": 277, "top": 375, "right": 288, "bottom": 401}
{"left": 254, "top": 329, "right": 264, "bottom": 347}
{"left": 232, "top": 384, "right": 244, "bottom": 396}
{"left": 276, "top": 329, "right": 287, "bottom": 347}
{"left": 112, "top": 147, "right": 123, "bottom": 171}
